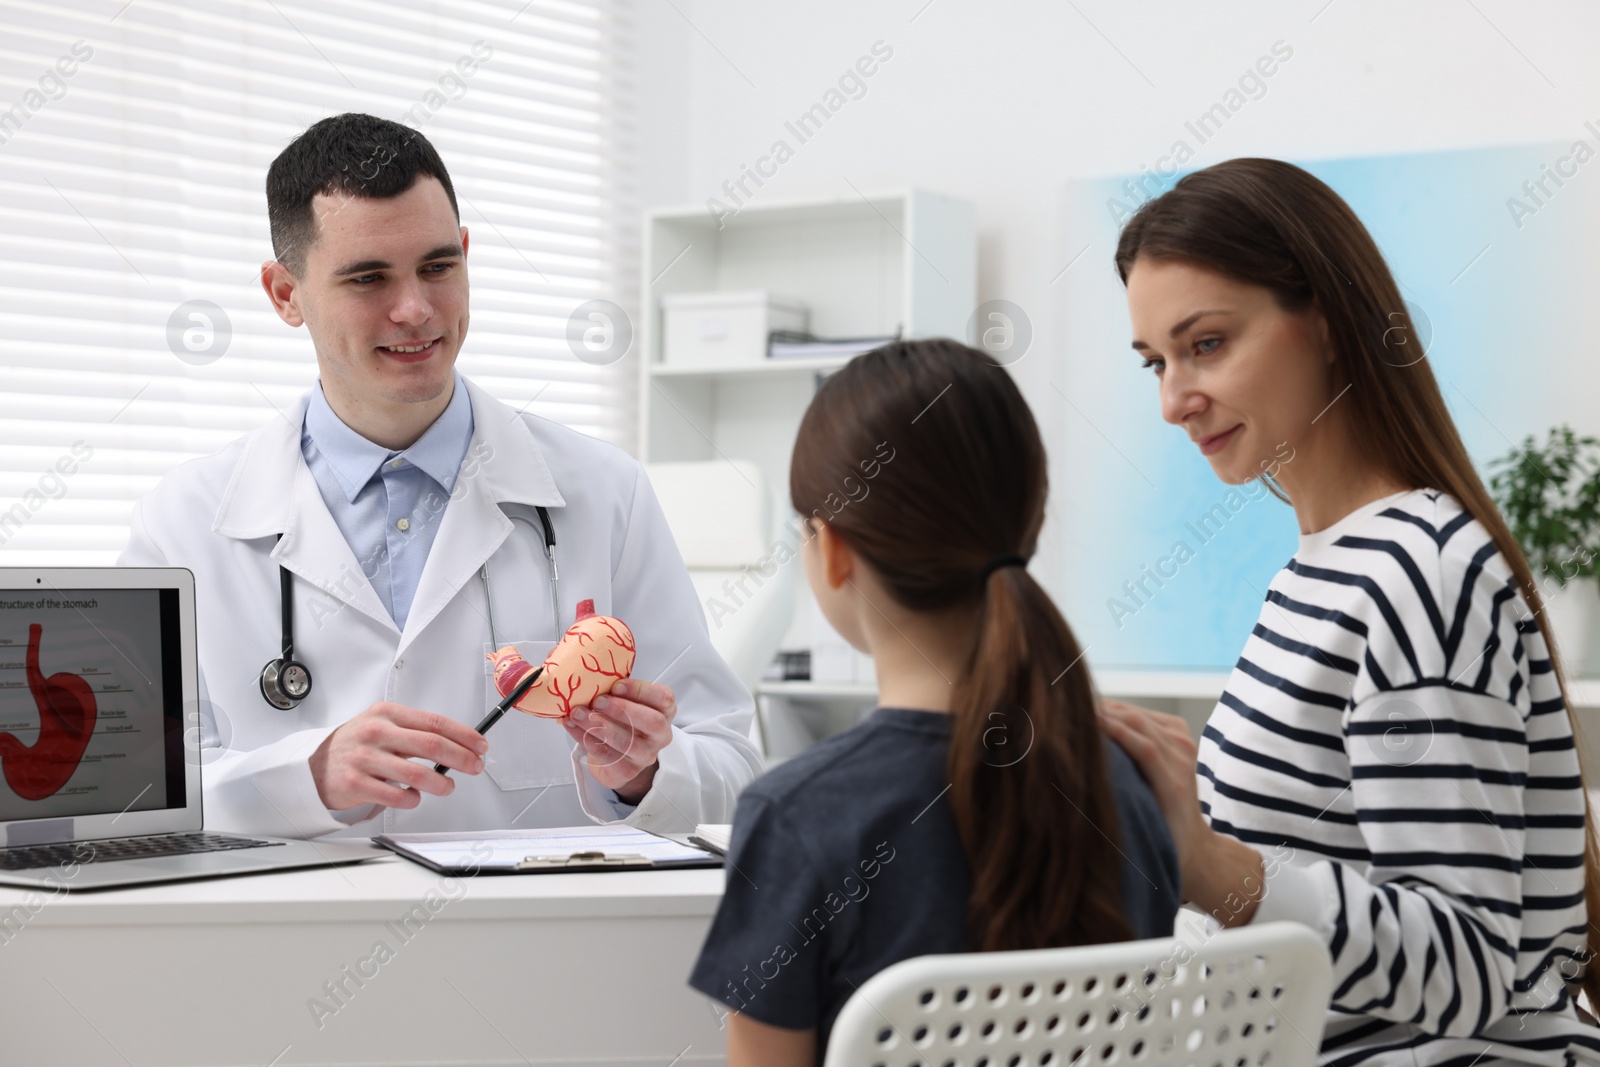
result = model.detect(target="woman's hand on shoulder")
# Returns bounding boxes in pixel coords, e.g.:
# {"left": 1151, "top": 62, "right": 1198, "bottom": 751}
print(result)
{"left": 1098, "top": 699, "right": 1265, "bottom": 926}
{"left": 1097, "top": 700, "right": 1208, "bottom": 862}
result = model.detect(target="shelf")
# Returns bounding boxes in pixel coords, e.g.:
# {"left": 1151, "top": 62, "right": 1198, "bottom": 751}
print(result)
{"left": 648, "top": 356, "right": 853, "bottom": 380}
{"left": 754, "top": 673, "right": 1600, "bottom": 765}
{"left": 756, "top": 673, "right": 1600, "bottom": 708}
{"left": 639, "top": 189, "right": 978, "bottom": 664}
{"left": 757, "top": 675, "right": 1230, "bottom": 702}
{"left": 639, "top": 187, "right": 976, "bottom": 483}
{"left": 646, "top": 190, "right": 910, "bottom": 228}
{"left": 757, "top": 681, "right": 876, "bottom": 699}
{"left": 1095, "top": 672, "right": 1229, "bottom": 702}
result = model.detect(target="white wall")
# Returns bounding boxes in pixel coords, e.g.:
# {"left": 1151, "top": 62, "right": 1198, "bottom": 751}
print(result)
{"left": 633, "top": 0, "right": 1600, "bottom": 666}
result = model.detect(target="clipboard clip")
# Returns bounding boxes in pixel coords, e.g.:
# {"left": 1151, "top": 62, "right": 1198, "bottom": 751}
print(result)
{"left": 515, "top": 850, "right": 648, "bottom": 869}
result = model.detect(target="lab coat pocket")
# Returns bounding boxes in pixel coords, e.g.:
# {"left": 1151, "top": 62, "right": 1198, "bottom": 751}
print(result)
{"left": 481, "top": 638, "right": 576, "bottom": 791}
{"left": 483, "top": 711, "right": 578, "bottom": 790}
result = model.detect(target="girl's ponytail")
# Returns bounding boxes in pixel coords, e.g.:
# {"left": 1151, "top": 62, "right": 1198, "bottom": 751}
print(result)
{"left": 949, "top": 561, "right": 1133, "bottom": 950}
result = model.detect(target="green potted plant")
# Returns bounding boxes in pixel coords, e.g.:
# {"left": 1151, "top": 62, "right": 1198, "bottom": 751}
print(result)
{"left": 1489, "top": 425, "right": 1600, "bottom": 676}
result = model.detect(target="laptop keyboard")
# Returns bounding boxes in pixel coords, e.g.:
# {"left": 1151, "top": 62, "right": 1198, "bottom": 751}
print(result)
{"left": 0, "top": 832, "right": 282, "bottom": 870}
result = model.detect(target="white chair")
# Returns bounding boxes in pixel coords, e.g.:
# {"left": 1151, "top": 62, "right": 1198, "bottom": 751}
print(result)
{"left": 823, "top": 921, "right": 1332, "bottom": 1067}
{"left": 643, "top": 460, "right": 795, "bottom": 697}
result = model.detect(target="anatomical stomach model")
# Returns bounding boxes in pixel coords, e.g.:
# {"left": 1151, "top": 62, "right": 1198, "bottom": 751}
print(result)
{"left": 485, "top": 599, "right": 636, "bottom": 719}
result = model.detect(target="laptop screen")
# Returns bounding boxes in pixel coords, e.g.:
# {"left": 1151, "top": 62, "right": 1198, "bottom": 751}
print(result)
{"left": 0, "top": 587, "right": 186, "bottom": 824}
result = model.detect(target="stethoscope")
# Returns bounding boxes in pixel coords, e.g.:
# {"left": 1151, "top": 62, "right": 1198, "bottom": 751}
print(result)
{"left": 260, "top": 505, "right": 560, "bottom": 710}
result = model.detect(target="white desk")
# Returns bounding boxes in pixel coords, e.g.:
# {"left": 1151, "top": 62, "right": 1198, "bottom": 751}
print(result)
{"left": 0, "top": 847, "right": 731, "bottom": 1066}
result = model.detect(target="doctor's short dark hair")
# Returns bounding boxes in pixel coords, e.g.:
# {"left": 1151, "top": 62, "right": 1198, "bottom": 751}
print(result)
{"left": 265, "top": 112, "right": 460, "bottom": 275}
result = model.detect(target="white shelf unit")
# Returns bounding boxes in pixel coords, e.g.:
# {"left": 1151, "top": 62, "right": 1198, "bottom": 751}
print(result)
{"left": 639, "top": 189, "right": 976, "bottom": 762}
{"left": 638, "top": 189, "right": 977, "bottom": 538}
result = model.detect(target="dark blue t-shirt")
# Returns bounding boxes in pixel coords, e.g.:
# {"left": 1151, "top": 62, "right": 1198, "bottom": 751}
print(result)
{"left": 687, "top": 707, "right": 1181, "bottom": 1057}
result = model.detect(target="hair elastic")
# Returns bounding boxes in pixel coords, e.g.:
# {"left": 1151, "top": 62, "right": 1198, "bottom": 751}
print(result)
{"left": 980, "top": 553, "right": 1029, "bottom": 581}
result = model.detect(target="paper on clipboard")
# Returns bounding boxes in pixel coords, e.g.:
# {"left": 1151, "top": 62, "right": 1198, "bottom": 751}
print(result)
{"left": 376, "top": 825, "right": 716, "bottom": 871}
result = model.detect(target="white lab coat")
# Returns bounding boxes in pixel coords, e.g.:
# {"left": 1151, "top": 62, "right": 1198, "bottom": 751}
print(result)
{"left": 118, "top": 376, "right": 764, "bottom": 839}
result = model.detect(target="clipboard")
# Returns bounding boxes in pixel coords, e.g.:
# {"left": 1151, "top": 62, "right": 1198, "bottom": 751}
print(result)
{"left": 372, "top": 825, "right": 724, "bottom": 875}
{"left": 686, "top": 835, "right": 726, "bottom": 857}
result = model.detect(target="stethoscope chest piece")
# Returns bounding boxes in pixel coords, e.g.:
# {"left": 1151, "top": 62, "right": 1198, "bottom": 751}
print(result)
{"left": 262, "top": 541, "right": 314, "bottom": 710}
{"left": 260, "top": 657, "right": 313, "bottom": 710}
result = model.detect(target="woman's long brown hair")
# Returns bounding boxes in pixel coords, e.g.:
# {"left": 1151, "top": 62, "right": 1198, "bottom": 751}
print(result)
{"left": 789, "top": 338, "right": 1133, "bottom": 952}
{"left": 1115, "top": 156, "right": 1600, "bottom": 1007}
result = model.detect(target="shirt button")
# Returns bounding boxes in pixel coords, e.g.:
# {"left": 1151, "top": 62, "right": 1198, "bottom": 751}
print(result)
{"left": 394, "top": 659, "right": 404, "bottom": 670}
{"left": 396, "top": 518, "right": 410, "bottom": 532}
{"left": 388, "top": 458, "right": 403, "bottom": 469}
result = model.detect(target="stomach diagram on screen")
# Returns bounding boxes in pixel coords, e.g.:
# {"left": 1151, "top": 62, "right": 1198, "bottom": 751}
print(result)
{"left": 0, "top": 623, "right": 98, "bottom": 800}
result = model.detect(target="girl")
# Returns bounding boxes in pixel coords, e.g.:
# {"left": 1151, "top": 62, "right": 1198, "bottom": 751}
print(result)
{"left": 688, "top": 338, "right": 1181, "bottom": 1067}
{"left": 1099, "top": 157, "right": 1600, "bottom": 1067}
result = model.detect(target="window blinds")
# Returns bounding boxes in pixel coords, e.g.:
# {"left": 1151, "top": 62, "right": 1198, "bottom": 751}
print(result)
{"left": 0, "top": 0, "right": 638, "bottom": 565}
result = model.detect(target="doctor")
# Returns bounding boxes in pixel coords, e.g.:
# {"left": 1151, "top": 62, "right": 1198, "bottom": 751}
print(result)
{"left": 118, "top": 112, "right": 763, "bottom": 839}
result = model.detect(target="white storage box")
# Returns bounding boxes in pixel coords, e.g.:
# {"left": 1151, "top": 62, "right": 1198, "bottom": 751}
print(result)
{"left": 660, "top": 290, "right": 808, "bottom": 369}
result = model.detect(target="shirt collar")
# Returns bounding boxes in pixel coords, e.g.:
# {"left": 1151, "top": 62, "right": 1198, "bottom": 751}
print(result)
{"left": 1295, "top": 488, "right": 1418, "bottom": 559}
{"left": 302, "top": 371, "right": 475, "bottom": 503}
{"left": 398, "top": 372, "right": 474, "bottom": 492}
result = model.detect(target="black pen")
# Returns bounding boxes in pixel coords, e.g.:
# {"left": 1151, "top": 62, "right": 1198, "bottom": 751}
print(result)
{"left": 434, "top": 666, "right": 543, "bottom": 776}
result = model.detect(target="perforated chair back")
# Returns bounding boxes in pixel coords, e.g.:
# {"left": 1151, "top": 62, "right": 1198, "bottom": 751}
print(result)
{"left": 822, "top": 920, "right": 1332, "bottom": 1067}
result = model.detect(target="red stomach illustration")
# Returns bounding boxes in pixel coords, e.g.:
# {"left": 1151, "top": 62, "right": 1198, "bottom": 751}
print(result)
{"left": 0, "top": 624, "right": 98, "bottom": 800}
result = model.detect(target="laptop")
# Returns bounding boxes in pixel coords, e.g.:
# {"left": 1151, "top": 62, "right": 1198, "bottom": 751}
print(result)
{"left": 0, "top": 566, "right": 376, "bottom": 890}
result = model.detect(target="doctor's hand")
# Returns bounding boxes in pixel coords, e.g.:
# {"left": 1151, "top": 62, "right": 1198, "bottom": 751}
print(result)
{"left": 309, "top": 702, "right": 488, "bottom": 812}
{"left": 561, "top": 679, "right": 677, "bottom": 806}
{"left": 1097, "top": 698, "right": 1265, "bottom": 926}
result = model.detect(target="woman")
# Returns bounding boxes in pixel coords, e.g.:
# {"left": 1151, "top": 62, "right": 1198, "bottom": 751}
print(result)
{"left": 688, "top": 339, "right": 1181, "bottom": 1066}
{"left": 1099, "top": 157, "right": 1600, "bottom": 1067}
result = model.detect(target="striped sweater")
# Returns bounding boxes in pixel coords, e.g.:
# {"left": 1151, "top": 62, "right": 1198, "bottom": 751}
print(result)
{"left": 1198, "top": 488, "right": 1600, "bottom": 1067}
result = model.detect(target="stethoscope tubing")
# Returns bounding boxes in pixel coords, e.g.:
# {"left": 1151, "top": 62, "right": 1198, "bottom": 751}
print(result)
{"left": 263, "top": 505, "right": 559, "bottom": 709}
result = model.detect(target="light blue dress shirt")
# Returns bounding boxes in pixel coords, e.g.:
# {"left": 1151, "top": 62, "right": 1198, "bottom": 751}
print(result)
{"left": 300, "top": 372, "right": 475, "bottom": 631}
